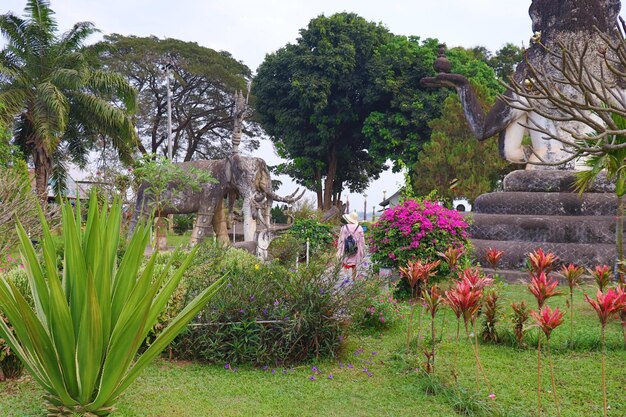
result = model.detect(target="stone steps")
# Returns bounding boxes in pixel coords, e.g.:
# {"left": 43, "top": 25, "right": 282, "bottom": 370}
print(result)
{"left": 469, "top": 213, "right": 620, "bottom": 244}
{"left": 473, "top": 192, "right": 617, "bottom": 216}
{"left": 472, "top": 239, "right": 615, "bottom": 269}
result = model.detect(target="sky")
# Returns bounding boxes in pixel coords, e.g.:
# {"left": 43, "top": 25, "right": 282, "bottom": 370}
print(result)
{"left": 2, "top": 0, "right": 540, "bottom": 215}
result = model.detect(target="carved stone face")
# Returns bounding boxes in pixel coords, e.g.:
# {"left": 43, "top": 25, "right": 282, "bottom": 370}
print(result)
{"left": 529, "top": 0, "right": 620, "bottom": 37}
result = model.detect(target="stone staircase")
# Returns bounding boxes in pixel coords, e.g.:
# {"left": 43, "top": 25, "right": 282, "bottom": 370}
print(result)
{"left": 469, "top": 170, "right": 620, "bottom": 273}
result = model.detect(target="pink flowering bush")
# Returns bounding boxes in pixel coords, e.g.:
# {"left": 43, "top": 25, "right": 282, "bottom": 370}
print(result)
{"left": 368, "top": 199, "right": 470, "bottom": 269}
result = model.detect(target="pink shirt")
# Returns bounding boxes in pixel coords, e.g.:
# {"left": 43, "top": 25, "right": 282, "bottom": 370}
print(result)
{"left": 337, "top": 223, "right": 365, "bottom": 267}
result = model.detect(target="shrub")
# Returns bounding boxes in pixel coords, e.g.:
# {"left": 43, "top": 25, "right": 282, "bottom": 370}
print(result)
{"left": 173, "top": 214, "right": 195, "bottom": 235}
{"left": 267, "top": 234, "right": 301, "bottom": 267}
{"left": 0, "top": 268, "right": 30, "bottom": 380}
{"left": 287, "top": 218, "right": 335, "bottom": 257}
{"left": 352, "top": 279, "right": 402, "bottom": 331}
{"left": 172, "top": 248, "right": 374, "bottom": 366}
{"left": 368, "top": 199, "right": 470, "bottom": 270}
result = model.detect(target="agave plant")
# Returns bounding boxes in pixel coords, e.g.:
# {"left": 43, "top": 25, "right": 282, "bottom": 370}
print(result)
{"left": 0, "top": 195, "right": 225, "bottom": 416}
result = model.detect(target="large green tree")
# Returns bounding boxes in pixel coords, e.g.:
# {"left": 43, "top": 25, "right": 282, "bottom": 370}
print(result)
{"left": 99, "top": 35, "right": 259, "bottom": 161}
{"left": 364, "top": 38, "right": 502, "bottom": 171}
{"left": 0, "top": 0, "right": 137, "bottom": 202}
{"left": 253, "top": 13, "right": 395, "bottom": 210}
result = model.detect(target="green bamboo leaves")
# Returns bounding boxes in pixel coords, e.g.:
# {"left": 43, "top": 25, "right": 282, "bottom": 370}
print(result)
{"left": 0, "top": 194, "right": 225, "bottom": 415}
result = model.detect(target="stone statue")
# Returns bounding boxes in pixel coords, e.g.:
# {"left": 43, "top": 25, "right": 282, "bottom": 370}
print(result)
{"left": 129, "top": 154, "right": 304, "bottom": 248}
{"left": 421, "top": 0, "right": 622, "bottom": 170}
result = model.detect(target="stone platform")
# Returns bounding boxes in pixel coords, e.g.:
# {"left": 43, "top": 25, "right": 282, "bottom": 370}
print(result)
{"left": 470, "top": 170, "right": 619, "bottom": 269}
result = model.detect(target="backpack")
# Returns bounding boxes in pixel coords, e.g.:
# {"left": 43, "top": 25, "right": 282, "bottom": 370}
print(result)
{"left": 343, "top": 226, "right": 359, "bottom": 256}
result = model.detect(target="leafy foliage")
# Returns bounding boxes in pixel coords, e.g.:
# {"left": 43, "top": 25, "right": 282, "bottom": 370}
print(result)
{"left": 0, "top": 0, "right": 138, "bottom": 200}
{"left": 172, "top": 245, "right": 374, "bottom": 365}
{"left": 0, "top": 193, "right": 224, "bottom": 415}
{"left": 286, "top": 218, "right": 335, "bottom": 256}
{"left": 411, "top": 81, "right": 515, "bottom": 202}
{"left": 99, "top": 34, "right": 260, "bottom": 160}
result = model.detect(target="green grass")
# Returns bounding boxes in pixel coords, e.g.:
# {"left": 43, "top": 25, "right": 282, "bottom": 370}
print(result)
{"left": 1, "top": 284, "right": 625, "bottom": 416}
{"left": 167, "top": 231, "right": 192, "bottom": 248}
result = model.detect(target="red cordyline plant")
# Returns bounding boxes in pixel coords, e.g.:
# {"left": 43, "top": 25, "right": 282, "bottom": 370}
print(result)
{"left": 399, "top": 260, "right": 440, "bottom": 351}
{"left": 459, "top": 267, "right": 494, "bottom": 291}
{"left": 445, "top": 279, "right": 492, "bottom": 394}
{"left": 589, "top": 264, "right": 612, "bottom": 292}
{"left": 438, "top": 246, "right": 465, "bottom": 272}
{"left": 531, "top": 306, "right": 565, "bottom": 417}
{"left": 528, "top": 249, "right": 559, "bottom": 274}
{"left": 528, "top": 272, "right": 562, "bottom": 309}
{"left": 511, "top": 300, "right": 530, "bottom": 347}
{"left": 481, "top": 290, "right": 500, "bottom": 343}
{"left": 485, "top": 247, "right": 504, "bottom": 276}
{"left": 584, "top": 288, "right": 626, "bottom": 417}
{"left": 422, "top": 285, "right": 444, "bottom": 374}
{"left": 558, "top": 264, "right": 585, "bottom": 346}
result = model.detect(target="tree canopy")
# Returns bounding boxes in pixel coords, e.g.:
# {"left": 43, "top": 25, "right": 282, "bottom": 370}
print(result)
{"left": 0, "top": 0, "right": 137, "bottom": 201}
{"left": 99, "top": 34, "right": 260, "bottom": 161}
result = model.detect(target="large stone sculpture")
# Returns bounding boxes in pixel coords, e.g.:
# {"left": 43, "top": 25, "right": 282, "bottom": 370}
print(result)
{"left": 422, "top": 0, "right": 621, "bottom": 169}
{"left": 130, "top": 89, "right": 304, "bottom": 252}
{"left": 421, "top": 0, "right": 624, "bottom": 272}
{"left": 130, "top": 154, "right": 303, "bottom": 247}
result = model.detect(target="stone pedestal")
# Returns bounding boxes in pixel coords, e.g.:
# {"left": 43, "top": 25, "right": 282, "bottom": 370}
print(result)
{"left": 470, "top": 170, "right": 619, "bottom": 271}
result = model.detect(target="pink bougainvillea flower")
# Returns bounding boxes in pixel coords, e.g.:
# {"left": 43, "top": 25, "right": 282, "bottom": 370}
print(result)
{"left": 530, "top": 306, "right": 565, "bottom": 338}
{"left": 589, "top": 264, "right": 612, "bottom": 292}
{"left": 528, "top": 271, "right": 562, "bottom": 308}
{"left": 584, "top": 287, "right": 626, "bottom": 327}
{"left": 458, "top": 267, "right": 493, "bottom": 290}
{"left": 528, "top": 248, "right": 558, "bottom": 274}
{"left": 558, "top": 263, "right": 585, "bottom": 291}
{"left": 485, "top": 247, "right": 504, "bottom": 270}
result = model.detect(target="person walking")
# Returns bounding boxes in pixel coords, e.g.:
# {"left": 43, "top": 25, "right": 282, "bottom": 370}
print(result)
{"left": 337, "top": 211, "right": 365, "bottom": 279}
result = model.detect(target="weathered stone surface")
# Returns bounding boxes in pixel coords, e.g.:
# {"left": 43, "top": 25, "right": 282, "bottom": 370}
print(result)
{"left": 469, "top": 213, "right": 620, "bottom": 244}
{"left": 472, "top": 239, "right": 615, "bottom": 269}
{"left": 473, "top": 192, "right": 616, "bottom": 216}
{"left": 503, "top": 170, "right": 615, "bottom": 193}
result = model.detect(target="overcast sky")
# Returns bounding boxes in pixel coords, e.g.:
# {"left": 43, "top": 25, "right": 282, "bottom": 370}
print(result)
{"left": 2, "top": 0, "right": 553, "bottom": 214}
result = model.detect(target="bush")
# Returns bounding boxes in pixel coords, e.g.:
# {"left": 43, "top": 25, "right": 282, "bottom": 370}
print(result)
{"left": 267, "top": 234, "right": 301, "bottom": 267}
{"left": 287, "top": 218, "right": 335, "bottom": 257}
{"left": 352, "top": 278, "right": 402, "bottom": 331}
{"left": 171, "top": 247, "right": 375, "bottom": 366}
{"left": 0, "top": 268, "right": 30, "bottom": 380}
{"left": 173, "top": 214, "right": 195, "bottom": 235}
{"left": 368, "top": 199, "right": 470, "bottom": 269}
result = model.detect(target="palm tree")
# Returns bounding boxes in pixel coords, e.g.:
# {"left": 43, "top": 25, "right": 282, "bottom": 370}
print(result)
{"left": 0, "top": 0, "right": 137, "bottom": 203}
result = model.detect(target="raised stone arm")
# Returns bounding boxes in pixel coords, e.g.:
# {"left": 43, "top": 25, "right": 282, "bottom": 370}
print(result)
{"left": 420, "top": 46, "right": 516, "bottom": 141}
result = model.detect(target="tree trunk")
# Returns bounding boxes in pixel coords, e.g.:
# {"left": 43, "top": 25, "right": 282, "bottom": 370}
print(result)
{"left": 314, "top": 168, "right": 323, "bottom": 210}
{"left": 32, "top": 145, "right": 51, "bottom": 207}
{"left": 322, "top": 146, "right": 337, "bottom": 211}
{"left": 616, "top": 193, "right": 624, "bottom": 282}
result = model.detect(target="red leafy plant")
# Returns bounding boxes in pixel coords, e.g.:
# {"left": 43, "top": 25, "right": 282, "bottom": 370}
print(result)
{"left": 589, "top": 264, "right": 612, "bottom": 292}
{"left": 422, "top": 285, "right": 444, "bottom": 374}
{"left": 511, "top": 300, "right": 530, "bottom": 347}
{"left": 445, "top": 276, "right": 492, "bottom": 394}
{"left": 528, "top": 272, "right": 562, "bottom": 309}
{"left": 584, "top": 288, "right": 626, "bottom": 417}
{"left": 481, "top": 289, "right": 500, "bottom": 343}
{"left": 531, "top": 306, "right": 564, "bottom": 417}
{"left": 528, "top": 249, "right": 558, "bottom": 274}
{"left": 557, "top": 263, "right": 585, "bottom": 346}
{"left": 399, "top": 260, "right": 440, "bottom": 350}
{"left": 485, "top": 247, "right": 504, "bottom": 276}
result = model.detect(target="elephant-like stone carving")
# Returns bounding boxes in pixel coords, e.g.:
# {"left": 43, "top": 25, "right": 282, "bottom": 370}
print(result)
{"left": 421, "top": 0, "right": 622, "bottom": 170}
{"left": 129, "top": 154, "right": 304, "bottom": 248}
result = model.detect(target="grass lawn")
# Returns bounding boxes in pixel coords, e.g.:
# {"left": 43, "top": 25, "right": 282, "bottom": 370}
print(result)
{"left": 0, "top": 284, "right": 624, "bottom": 416}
